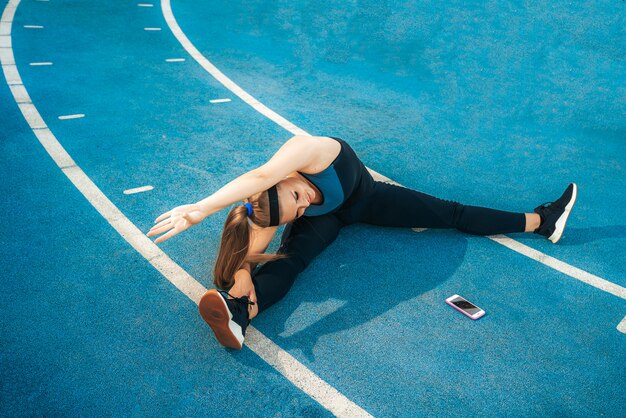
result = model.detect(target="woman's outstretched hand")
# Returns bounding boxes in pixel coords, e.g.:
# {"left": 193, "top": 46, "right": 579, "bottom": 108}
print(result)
{"left": 147, "top": 203, "right": 207, "bottom": 243}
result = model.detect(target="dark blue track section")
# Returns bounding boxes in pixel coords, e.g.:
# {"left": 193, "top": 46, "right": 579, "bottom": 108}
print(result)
{"left": 2, "top": 0, "right": 625, "bottom": 416}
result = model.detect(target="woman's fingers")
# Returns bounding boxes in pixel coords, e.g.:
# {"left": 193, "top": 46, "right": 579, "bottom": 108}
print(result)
{"left": 154, "top": 210, "right": 172, "bottom": 223}
{"left": 149, "top": 218, "right": 171, "bottom": 233}
{"left": 154, "top": 227, "right": 180, "bottom": 244}
{"left": 149, "top": 205, "right": 200, "bottom": 242}
{"left": 147, "top": 222, "right": 174, "bottom": 237}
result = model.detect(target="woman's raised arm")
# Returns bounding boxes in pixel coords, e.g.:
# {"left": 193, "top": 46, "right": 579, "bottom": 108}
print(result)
{"left": 148, "top": 135, "right": 319, "bottom": 243}
{"left": 195, "top": 135, "right": 319, "bottom": 215}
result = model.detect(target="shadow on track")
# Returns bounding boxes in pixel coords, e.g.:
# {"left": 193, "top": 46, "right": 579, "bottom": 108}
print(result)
{"left": 250, "top": 225, "right": 468, "bottom": 361}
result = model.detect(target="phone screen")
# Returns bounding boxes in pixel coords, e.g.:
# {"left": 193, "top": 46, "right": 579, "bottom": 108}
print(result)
{"left": 450, "top": 296, "right": 481, "bottom": 315}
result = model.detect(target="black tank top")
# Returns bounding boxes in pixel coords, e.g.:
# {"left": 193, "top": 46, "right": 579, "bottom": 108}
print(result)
{"left": 299, "top": 137, "right": 365, "bottom": 216}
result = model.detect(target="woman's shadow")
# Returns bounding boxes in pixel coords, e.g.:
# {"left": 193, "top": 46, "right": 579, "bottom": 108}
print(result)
{"left": 251, "top": 223, "right": 468, "bottom": 361}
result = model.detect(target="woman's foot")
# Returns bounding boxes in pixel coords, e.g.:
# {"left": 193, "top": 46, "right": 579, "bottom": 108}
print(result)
{"left": 533, "top": 183, "right": 578, "bottom": 243}
{"left": 198, "top": 289, "right": 253, "bottom": 350}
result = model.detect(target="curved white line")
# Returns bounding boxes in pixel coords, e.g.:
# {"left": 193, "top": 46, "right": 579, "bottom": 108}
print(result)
{"left": 160, "top": 0, "right": 626, "bottom": 304}
{"left": 0, "top": 1, "right": 372, "bottom": 417}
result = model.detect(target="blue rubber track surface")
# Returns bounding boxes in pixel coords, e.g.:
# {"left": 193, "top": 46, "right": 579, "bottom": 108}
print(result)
{"left": 1, "top": 0, "right": 625, "bottom": 416}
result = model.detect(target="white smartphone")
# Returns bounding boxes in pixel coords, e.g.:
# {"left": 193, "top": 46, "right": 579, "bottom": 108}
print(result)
{"left": 445, "top": 294, "right": 485, "bottom": 320}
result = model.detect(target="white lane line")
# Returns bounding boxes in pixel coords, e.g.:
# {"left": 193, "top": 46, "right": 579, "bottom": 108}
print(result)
{"left": 19, "top": 102, "right": 46, "bottom": 128}
{"left": 9, "top": 84, "right": 30, "bottom": 103}
{"left": 137, "top": 3, "right": 154, "bottom": 7}
{"left": 24, "top": 25, "right": 44, "bottom": 29}
{"left": 246, "top": 329, "right": 371, "bottom": 417}
{"left": 160, "top": 3, "right": 373, "bottom": 416}
{"left": 58, "top": 114, "right": 85, "bottom": 120}
{"left": 144, "top": 27, "right": 161, "bottom": 31}
{"left": 3, "top": 64, "right": 21, "bottom": 84}
{"left": 489, "top": 235, "right": 626, "bottom": 299}
{"left": 160, "top": 0, "right": 626, "bottom": 305}
{"left": 209, "top": 98, "right": 231, "bottom": 103}
{"left": 124, "top": 185, "right": 154, "bottom": 195}
{"left": 2, "top": 0, "right": 206, "bottom": 308}
{"left": 29, "top": 61, "right": 52, "bottom": 66}
{"left": 1, "top": 2, "right": 370, "bottom": 417}
{"left": 34, "top": 128, "right": 76, "bottom": 168}
{"left": 160, "top": 0, "right": 308, "bottom": 136}
{"left": 618, "top": 317, "right": 626, "bottom": 334}
{"left": 0, "top": 47, "right": 14, "bottom": 64}
{"left": 165, "top": 58, "right": 185, "bottom": 62}
{"left": 0, "top": 35, "right": 12, "bottom": 48}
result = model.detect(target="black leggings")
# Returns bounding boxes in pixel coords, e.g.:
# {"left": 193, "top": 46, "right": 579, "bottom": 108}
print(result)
{"left": 251, "top": 179, "right": 526, "bottom": 313}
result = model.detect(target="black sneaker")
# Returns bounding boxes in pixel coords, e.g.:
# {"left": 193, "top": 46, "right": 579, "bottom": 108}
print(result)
{"left": 198, "top": 289, "right": 253, "bottom": 350}
{"left": 533, "top": 183, "right": 578, "bottom": 243}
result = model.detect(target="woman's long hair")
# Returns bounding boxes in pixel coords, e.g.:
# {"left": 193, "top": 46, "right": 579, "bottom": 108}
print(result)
{"left": 213, "top": 188, "right": 287, "bottom": 289}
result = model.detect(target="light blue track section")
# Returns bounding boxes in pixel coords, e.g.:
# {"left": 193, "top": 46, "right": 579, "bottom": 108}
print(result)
{"left": 2, "top": 0, "right": 625, "bottom": 416}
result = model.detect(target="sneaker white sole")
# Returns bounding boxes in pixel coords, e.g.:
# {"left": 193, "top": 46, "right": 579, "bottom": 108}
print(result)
{"left": 198, "top": 289, "right": 244, "bottom": 350}
{"left": 548, "top": 183, "right": 577, "bottom": 244}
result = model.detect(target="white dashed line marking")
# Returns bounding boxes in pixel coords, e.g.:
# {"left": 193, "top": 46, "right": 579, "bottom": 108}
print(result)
{"left": 165, "top": 58, "right": 185, "bottom": 62}
{"left": 618, "top": 317, "right": 626, "bottom": 334}
{"left": 137, "top": 3, "right": 154, "bottom": 6}
{"left": 58, "top": 114, "right": 85, "bottom": 120}
{"left": 144, "top": 27, "right": 161, "bottom": 31}
{"left": 124, "top": 185, "right": 154, "bottom": 195}
{"left": 24, "top": 25, "right": 43, "bottom": 29}
{"left": 29, "top": 61, "right": 52, "bottom": 66}
{"left": 209, "top": 98, "right": 231, "bottom": 104}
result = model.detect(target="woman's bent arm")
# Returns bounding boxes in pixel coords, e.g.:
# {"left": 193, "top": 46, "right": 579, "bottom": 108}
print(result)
{"left": 196, "top": 136, "right": 318, "bottom": 216}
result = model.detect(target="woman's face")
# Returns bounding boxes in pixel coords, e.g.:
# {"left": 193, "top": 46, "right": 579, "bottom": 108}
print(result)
{"left": 276, "top": 177, "right": 316, "bottom": 224}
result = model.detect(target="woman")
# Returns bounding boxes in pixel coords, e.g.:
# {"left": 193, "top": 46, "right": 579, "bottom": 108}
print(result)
{"left": 147, "top": 135, "right": 577, "bottom": 350}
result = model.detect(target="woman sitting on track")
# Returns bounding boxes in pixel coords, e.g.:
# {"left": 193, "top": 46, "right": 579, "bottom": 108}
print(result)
{"left": 147, "top": 135, "right": 577, "bottom": 350}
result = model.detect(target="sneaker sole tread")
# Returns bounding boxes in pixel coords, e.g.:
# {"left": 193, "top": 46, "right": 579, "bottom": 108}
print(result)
{"left": 198, "top": 289, "right": 244, "bottom": 350}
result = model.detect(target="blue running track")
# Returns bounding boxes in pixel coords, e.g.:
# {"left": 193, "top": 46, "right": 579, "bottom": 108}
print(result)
{"left": 1, "top": 0, "right": 625, "bottom": 416}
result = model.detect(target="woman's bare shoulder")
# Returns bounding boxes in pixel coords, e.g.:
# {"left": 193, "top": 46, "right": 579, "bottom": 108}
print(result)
{"left": 291, "top": 136, "right": 341, "bottom": 174}
{"left": 287, "top": 135, "right": 336, "bottom": 149}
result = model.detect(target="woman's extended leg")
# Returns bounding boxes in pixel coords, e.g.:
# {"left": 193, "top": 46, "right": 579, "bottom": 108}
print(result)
{"left": 357, "top": 181, "right": 527, "bottom": 235}
{"left": 251, "top": 213, "right": 345, "bottom": 313}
